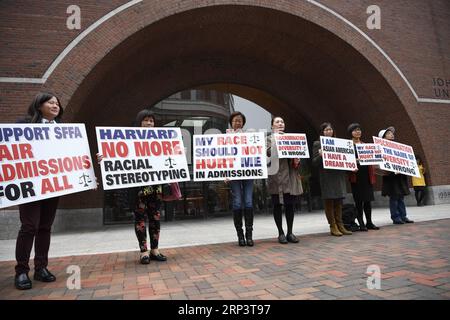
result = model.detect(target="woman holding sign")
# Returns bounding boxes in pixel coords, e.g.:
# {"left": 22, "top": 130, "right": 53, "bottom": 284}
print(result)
{"left": 267, "top": 116, "right": 303, "bottom": 244}
{"left": 227, "top": 111, "right": 255, "bottom": 246}
{"left": 312, "top": 122, "right": 352, "bottom": 237}
{"left": 347, "top": 123, "right": 379, "bottom": 231}
{"left": 378, "top": 127, "right": 414, "bottom": 224}
{"left": 14, "top": 92, "right": 63, "bottom": 290}
{"left": 130, "top": 110, "right": 169, "bottom": 263}
{"left": 98, "top": 110, "right": 168, "bottom": 264}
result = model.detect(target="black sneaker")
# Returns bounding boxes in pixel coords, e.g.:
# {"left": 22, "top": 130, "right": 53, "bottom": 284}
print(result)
{"left": 393, "top": 219, "right": 405, "bottom": 225}
{"left": 402, "top": 218, "right": 414, "bottom": 223}
{"left": 150, "top": 253, "right": 167, "bottom": 261}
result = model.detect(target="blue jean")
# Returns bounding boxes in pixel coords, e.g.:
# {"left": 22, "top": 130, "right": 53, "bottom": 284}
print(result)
{"left": 230, "top": 180, "right": 253, "bottom": 210}
{"left": 389, "top": 195, "right": 408, "bottom": 222}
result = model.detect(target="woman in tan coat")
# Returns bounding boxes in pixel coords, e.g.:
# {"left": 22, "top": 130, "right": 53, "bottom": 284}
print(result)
{"left": 267, "top": 116, "right": 303, "bottom": 244}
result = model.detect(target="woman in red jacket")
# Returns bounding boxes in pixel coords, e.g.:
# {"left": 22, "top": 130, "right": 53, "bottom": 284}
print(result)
{"left": 347, "top": 123, "right": 380, "bottom": 231}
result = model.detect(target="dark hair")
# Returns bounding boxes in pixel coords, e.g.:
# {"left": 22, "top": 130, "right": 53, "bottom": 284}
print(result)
{"left": 271, "top": 116, "right": 284, "bottom": 126}
{"left": 319, "top": 122, "right": 336, "bottom": 137}
{"left": 27, "top": 92, "right": 63, "bottom": 123}
{"left": 134, "top": 109, "right": 156, "bottom": 127}
{"left": 229, "top": 111, "right": 246, "bottom": 126}
{"left": 415, "top": 155, "right": 422, "bottom": 163}
{"left": 347, "top": 123, "right": 361, "bottom": 136}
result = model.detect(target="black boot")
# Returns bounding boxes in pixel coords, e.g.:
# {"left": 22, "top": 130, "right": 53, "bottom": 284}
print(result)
{"left": 233, "top": 210, "right": 246, "bottom": 246}
{"left": 364, "top": 203, "right": 379, "bottom": 230}
{"left": 244, "top": 208, "right": 254, "bottom": 247}
{"left": 356, "top": 211, "right": 367, "bottom": 231}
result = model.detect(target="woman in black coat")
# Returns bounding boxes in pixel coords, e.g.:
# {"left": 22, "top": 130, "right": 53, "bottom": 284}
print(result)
{"left": 378, "top": 127, "right": 414, "bottom": 225}
{"left": 14, "top": 92, "right": 63, "bottom": 290}
{"left": 312, "top": 122, "right": 352, "bottom": 237}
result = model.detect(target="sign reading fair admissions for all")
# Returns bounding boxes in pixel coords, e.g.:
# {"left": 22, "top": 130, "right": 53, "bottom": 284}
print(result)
{"left": 273, "top": 133, "right": 309, "bottom": 158}
{"left": 372, "top": 136, "right": 420, "bottom": 178}
{"left": 355, "top": 143, "right": 383, "bottom": 166}
{"left": 320, "top": 136, "right": 357, "bottom": 171}
{"left": 0, "top": 124, "right": 97, "bottom": 209}
{"left": 96, "top": 127, "right": 190, "bottom": 190}
{"left": 193, "top": 132, "right": 267, "bottom": 181}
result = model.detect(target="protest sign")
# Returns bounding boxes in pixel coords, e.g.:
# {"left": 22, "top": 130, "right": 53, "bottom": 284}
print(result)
{"left": 96, "top": 127, "right": 190, "bottom": 190}
{"left": 0, "top": 124, "right": 96, "bottom": 208}
{"left": 193, "top": 132, "right": 267, "bottom": 181}
{"left": 320, "top": 136, "right": 357, "bottom": 171}
{"left": 355, "top": 143, "right": 383, "bottom": 165}
{"left": 372, "top": 136, "right": 420, "bottom": 177}
{"left": 273, "top": 133, "right": 310, "bottom": 158}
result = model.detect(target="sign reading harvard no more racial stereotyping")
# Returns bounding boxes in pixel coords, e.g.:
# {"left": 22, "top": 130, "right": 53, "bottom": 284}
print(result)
{"left": 273, "top": 133, "right": 310, "bottom": 159}
{"left": 193, "top": 132, "right": 267, "bottom": 181}
{"left": 0, "top": 124, "right": 97, "bottom": 208}
{"left": 320, "top": 136, "right": 357, "bottom": 171}
{"left": 96, "top": 127, "right": 190, "bottom": 190}
{"left": 372, "top": 136, "right": 420, "bottom": 178}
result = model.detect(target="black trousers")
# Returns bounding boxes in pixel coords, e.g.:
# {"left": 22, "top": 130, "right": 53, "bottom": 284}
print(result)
{"left": 15, "top": 197, "right": 59, "bottom": 274}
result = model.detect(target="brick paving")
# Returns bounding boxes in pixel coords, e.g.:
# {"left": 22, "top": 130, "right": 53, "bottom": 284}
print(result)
{"left": 0, "top": 219, "right": 449, "bottom": 300}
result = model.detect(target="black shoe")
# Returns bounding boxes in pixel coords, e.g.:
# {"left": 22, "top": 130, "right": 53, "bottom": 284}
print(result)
{"left": 278, "top": 234, "right": 288, "bottom": 244}
{"left": 150, "top": 253, "right": 167, "bottom": 261}
{"left": 34, "top": 268, "right": 56, "bottom": 282}
{"left": 366, "top": 223, "right": 380, "bottom": 230}
{"left": 140, "top": 252, "right": 150, "bottom": 264}
{"left": 286, "top": 233, "right": 299, "bottom": 243}
{"left": 393, "top": 219, "right": 405, "bottom": 225}
{"left": 359, "top": 225, "right": 368, "bottom": 231}
{"left": 402, "top": 218, "right": 414, "bottom": 223}
{"left": 15, "top": 273, "right": 32, "bottom": 290}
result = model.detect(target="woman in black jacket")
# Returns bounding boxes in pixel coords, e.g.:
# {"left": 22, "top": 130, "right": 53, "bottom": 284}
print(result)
{"left": 14, "top": 92, "right": 63, "bottom": 290}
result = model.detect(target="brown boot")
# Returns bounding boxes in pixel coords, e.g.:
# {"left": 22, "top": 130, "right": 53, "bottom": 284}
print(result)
{"left": 334, "top": 201, "right": 352, "bottom": 235}
{"left": 337, "top": 223, "right": 352, "bottom": 235}
{"left": 330, "top": 223, "right": 343, "bottom": 236}
{"left": 324, "top": 200, "right": 342, "bottom": 236}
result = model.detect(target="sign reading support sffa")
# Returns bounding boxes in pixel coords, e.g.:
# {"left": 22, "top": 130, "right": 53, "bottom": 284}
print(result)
{"left": 193, "top": 132, "right": 267, "bottom": 181}
{"left": 320, "top": 136, "right": 357, "bottom": 171}
{"left": 355, "top": 143, "right": 384, "bottom": 165}
{"left": 273, "top": 133, "right": 310, "bottom": 158}
{"left": 96, "top": 127, "right": 189, "bottom": 190}
{"left": 372, "top": 136, "right": 420, "bottom": 178}
{"left": 0, "top": 124, "right": 97, "bottom": 209}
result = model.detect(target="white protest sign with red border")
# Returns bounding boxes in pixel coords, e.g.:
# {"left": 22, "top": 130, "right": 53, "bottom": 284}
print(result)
{"left": 355, "top": 143, "right": 384, "bottom": 166}
{"left": 273, "top": 133, "right": 310, "bottom": 159}
{"left": 96, "top": 127, "right": 190, "bottom": 190}
{"left": 0, "top": 123, "right": 97, "bottom": 209}
{"left": 372, "top": 136, "right": 420, "bottom": 178}
{"left": 193, "top": 132, "right": 267, "bottom": 181}
{"left": 320, "top": 136, "right": 357, "bottom": 171}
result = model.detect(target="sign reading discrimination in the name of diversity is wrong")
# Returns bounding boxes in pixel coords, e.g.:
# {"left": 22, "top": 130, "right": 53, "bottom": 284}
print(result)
{"left": 355, "top": 143, "right": 384, "bottom": 165}
{"left": 96, "top": 127, "right": 190, "bottom": 190}
{"left": 273, "top": 133, "right": 310, "bottom": 159}
{"left": 193, "top": 132, "right": 267, "bottom": 181}
{"left": 372, "top": 136, "right": 420, "bottom": 178}
{"left": 0, "top": 124, "right": 97, "bottom": 208}
{"left": 320, "top": 136, "right": 357, "bottom": 171}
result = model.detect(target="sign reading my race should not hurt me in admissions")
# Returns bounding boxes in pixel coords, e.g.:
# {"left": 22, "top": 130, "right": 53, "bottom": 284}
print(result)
{"left": 273, "top": 133, "right": 310, "bottom": 159}
{"left": 96, "top": 127, "right": 190, "bottom": 190}
{"left": 193, "top": 132, "right": 267, "bottom": 182}
{"left": 0, "top": 123, "right": 97, "bottom": 209}
{"left": 372, "top": 136, "right": 420, "bottom": 178}
{"left": 320, "top": 136, "right": 357, "bottom": 171}
{"left": 355, "top": 143, "right": 384, "bottom": 166}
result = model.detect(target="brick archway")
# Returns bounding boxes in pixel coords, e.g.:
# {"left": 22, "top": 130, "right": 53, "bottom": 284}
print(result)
{"left": 39, "top": 2, "right": 430, "bottom": 207}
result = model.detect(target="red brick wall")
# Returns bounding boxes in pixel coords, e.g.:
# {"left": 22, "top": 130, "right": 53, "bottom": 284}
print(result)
{"left": 1, "top": 0, "right": 449, "bottom": 209}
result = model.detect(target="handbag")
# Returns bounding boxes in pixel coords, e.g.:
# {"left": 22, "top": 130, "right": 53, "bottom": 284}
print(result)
{"left": 162, "top": 182, "right": 182, "bottom": 201}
